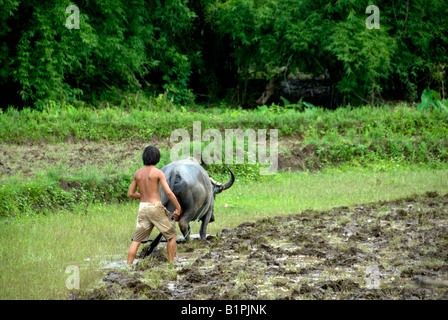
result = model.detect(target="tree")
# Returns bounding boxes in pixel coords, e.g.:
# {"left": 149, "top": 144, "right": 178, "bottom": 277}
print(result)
{"left": 1, "top": 0, "right": 447, "bottom": 108}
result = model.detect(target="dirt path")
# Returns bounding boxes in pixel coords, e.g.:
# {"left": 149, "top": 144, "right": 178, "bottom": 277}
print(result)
{"left": 73, "top": 192, "right": 448, "bottom": 300}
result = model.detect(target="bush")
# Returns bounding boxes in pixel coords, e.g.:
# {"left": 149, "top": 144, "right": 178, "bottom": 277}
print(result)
{"left": 0, "top": 171, "right": 132, "bottom": 218}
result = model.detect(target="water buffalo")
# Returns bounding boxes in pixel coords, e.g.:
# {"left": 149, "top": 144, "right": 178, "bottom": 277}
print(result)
{"left": 159, "top": 157, "right": 235, "bottom": 241}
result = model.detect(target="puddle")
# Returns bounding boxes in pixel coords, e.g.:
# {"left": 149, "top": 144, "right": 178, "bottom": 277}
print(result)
{"left": 99, "top": 259, "right": 139, "bottom": 270}
{"left": 176, "top": 252, "right": 201, "bottom": 266}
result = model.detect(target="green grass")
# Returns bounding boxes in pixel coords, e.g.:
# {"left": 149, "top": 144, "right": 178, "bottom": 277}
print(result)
{"left": 0, "top": 203, "right": 136, "bottom": 300}
{"left": 1, "top": 165, "right": 447, "bottom": 299}
{"left": 210, "top": 165, "right": 448, "bottom": 232}
{"left": 1, "top": 102, "right": 447, "bottom": 147}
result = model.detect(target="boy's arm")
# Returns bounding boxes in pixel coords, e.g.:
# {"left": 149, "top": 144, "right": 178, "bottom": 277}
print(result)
{"left": 128, "top": 175, "right": 140, "bottom": 199}
{"left": 159, "top": 172, "right": 182, "bottom": 219}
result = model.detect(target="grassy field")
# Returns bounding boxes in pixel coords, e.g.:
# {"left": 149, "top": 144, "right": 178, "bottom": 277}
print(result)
{"left": 2, "top": 103, "right": 448, "bottom": 219}
{"left": 1, "top": 102, "right": 447, "bottom": 299}
{"left": 1, "top": 166, "right": 447, "bottom": 299}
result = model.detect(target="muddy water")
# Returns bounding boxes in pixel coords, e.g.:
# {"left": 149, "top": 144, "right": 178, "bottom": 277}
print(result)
{"left": 73, "top": 192, "right": 448, "bottom": 300}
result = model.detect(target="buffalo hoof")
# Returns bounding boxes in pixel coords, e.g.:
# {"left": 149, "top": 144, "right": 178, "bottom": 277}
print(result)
{"left": 177, "top": 237, "right": 189, "bottom": 243}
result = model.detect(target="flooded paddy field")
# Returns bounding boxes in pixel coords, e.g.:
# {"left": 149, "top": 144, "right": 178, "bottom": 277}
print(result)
{"left": 73, "top": 191, "right": 448, "bottom": 300}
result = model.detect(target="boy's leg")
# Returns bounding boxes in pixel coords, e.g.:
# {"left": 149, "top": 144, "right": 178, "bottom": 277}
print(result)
{"left": 166, "top": 236, "right": 176, "bottom": 263}
{"left": 130, "top": 206, "right": 154, "bottom": 265}
{"left": 150, "top": 204, "right": 177, "bottom": 262}
{"left": 127, "top": 241, "right": 141, "bottom": 265}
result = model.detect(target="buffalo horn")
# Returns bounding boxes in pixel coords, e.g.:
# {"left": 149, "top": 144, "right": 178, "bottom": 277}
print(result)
{"left": 209, "top": 166, "right": 235, "bottom": 192}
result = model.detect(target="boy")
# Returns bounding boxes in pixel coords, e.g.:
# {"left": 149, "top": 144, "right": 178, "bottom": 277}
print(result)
{"left": 127, "top": 146, "right": 182, "bottom": 265}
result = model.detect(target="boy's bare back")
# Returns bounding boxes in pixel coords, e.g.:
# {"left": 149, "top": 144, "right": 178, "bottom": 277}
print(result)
{"left": 133, "top": 166, "right": 162, "bottom": 203}
{"left": 128, "top": 164, "right": 182, "bottom": 220}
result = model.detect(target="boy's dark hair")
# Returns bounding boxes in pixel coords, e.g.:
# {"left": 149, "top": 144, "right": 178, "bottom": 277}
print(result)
{"left": 142, "top": 146, "right": 160, "bottom": 166}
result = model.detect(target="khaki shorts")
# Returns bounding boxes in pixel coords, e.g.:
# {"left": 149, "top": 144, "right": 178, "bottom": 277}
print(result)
{"left": 133, "top": 202, "right": 177, "bottom": 242}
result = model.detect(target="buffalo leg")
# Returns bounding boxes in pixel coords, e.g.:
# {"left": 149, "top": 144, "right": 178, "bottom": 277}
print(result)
{"left": 199, "top": 207, "right": 213, "bottom": 240}
{"left": 140, "top": 232, "right": 164, "bottom": 258}
{"left": 178, "top": 217, "right": 191, "bottom": 242}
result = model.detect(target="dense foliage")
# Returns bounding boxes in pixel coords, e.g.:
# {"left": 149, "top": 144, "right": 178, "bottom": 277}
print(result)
{"left": 1, "top": 0, "right": 447, "bottom": 107}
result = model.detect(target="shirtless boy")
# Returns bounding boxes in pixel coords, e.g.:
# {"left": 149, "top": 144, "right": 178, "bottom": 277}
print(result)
{"left": 127, "top": 146, "right": 182, "bottom": 265}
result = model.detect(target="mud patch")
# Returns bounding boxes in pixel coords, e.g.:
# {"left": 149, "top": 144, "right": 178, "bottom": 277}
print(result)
{"left": 74, "top": 192, "right": 448, "bottom": 300}
{"left": 0, "top": 139, "right": 165, "bottom": 179}
{"left": 1, "top": 136, "right": 324, "bottom": 179}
